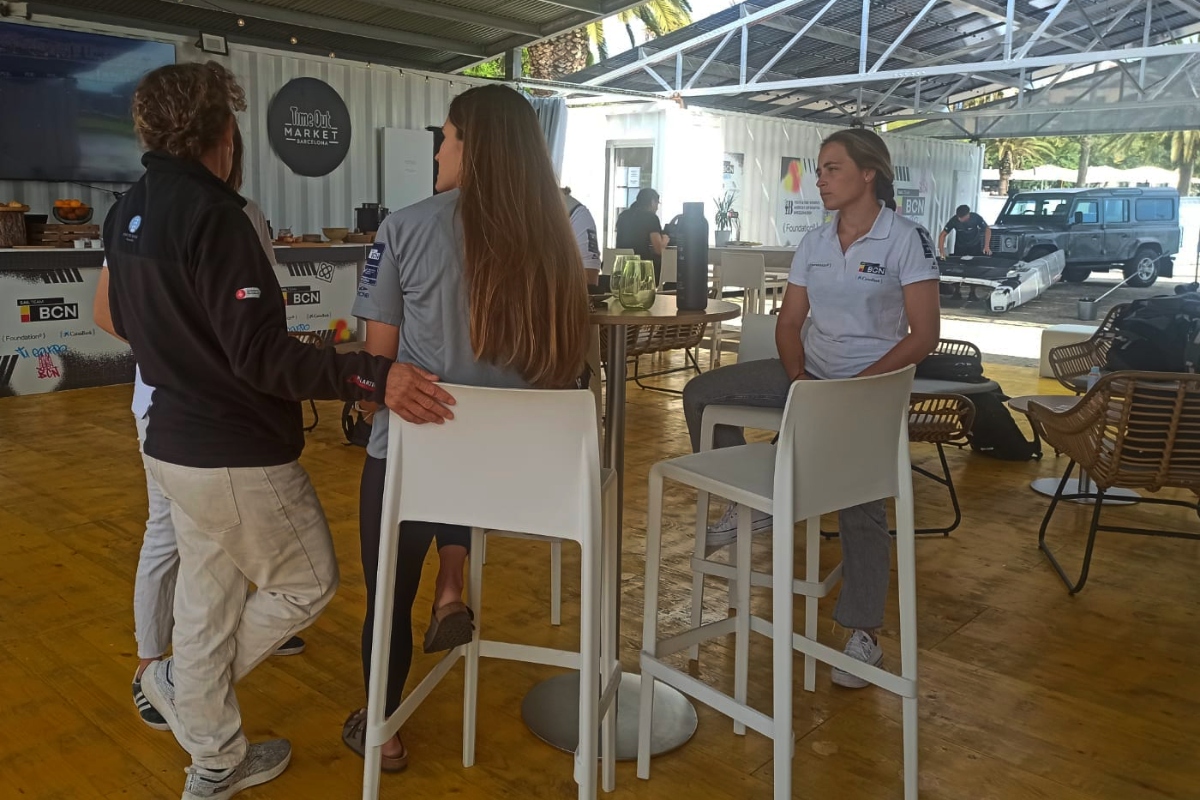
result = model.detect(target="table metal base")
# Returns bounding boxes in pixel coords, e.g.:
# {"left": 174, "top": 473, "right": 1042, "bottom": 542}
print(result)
{"left": 1030, "top": 477, "right": 1140, "bottom": 505}
{"left": 521, "top": 673, "right": 698, "bottom": 760}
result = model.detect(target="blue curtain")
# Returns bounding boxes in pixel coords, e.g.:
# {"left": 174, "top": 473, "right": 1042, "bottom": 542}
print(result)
{"left": 528, "top": 96, "right": 567, "bottom": 179}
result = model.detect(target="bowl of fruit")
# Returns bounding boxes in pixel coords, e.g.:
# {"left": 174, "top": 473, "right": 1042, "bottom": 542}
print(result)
{"left": 52, "top": 199, "right": 93, "bottom": 224}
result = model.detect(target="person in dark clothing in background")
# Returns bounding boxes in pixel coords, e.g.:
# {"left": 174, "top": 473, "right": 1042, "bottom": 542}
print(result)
{"left": 938, "top": 204, "right": 992, "bottom": 258}
{"left": 102, "top": 61, "right": 426, "bottom": 800}
{"left": 616, "top": 187, "right": 670, "bottom": 280}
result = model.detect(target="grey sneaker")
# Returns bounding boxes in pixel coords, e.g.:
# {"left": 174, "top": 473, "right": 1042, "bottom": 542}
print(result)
{"left": 705, "top": 503, "right": 773, "bottom": 549}
{"left": 831, "top": 630, "right": 883, "bottom": 689}
{"left": 182, "top": 739, "right": 292, "bottom": 800}
{"left": 140, "top": 657, "right": 179, "bottom": 735}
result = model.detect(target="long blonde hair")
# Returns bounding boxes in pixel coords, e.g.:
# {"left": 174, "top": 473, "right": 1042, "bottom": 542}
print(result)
{"left": 449, "top": 85, "right": 589, "bottom": 389}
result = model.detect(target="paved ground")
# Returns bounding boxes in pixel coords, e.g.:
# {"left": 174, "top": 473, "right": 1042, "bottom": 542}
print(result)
{"left": 943, "top": 270, "right": 1197, "bottom": 326}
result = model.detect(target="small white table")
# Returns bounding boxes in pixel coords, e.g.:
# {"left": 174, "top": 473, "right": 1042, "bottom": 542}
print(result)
{"left": 1008, "top": 394, "right": 1139, "bottom": 505}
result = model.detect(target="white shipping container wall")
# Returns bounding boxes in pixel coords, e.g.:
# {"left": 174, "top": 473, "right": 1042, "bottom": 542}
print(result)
{"left": 562, "top": 103, "right": 982, "bottom": 249}
{"left": 0, "top": 15, "right": 470, "bottom": 235}
{"left": 722, "top": 112, "right": 984, "bottom": 246}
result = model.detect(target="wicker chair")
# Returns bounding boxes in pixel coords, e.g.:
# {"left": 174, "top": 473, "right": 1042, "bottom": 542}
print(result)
{"left": 1046, "top": 303, "right": 1129, "bottom": 394}
{"left": 908, "top": 393, "right": 976, "bottom": 535}
{"left": 599, "top": 322, "right": 708, "bottom": 394}
{"left": 1029, "top": 371, "right": 1200, "bottom": 593}
{"left": 288, "top": 331, "right": 324, "bottom": 432}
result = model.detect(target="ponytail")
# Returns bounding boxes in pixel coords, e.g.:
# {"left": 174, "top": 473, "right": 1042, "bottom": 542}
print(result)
{"left": 876, "top": 175, "right": 897, "bottom": 211}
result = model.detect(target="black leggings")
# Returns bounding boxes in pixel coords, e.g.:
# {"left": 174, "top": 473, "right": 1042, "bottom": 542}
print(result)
{"left": 359, "top": 455, "right": 470, "bottom": 715}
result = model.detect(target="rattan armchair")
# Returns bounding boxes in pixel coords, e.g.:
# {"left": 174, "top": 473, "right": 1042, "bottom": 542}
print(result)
{"left": 1046, "top": 303, "right": 1129, "bottom": 394}
{"left": 599, "top": 322, "right": 708, "bottom": 394}
{"left": 1028, "top": 371, "right": 1200, "bottom": 593}
{"left": 908, "top": 393, "right": 976, "bottom": 536}
{"left": 288, "top": 331, "right": 325, "bottom": 432}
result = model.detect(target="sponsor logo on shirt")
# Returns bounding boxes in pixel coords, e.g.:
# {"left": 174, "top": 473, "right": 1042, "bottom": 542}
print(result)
{"left": 17, "top": 297, "right": 78, "bottom": 323}
{"left": 128, "top": 216, "right": 142, "bottom": 234}
{"left": 858, "top": 262, "right": 886, "bottom": 276}
{"left": 235, "top": 287, "right": 262, "bottom": 300}
{"left": 281, "top": 285, "right": 322, "bottom": 305}
{"left": 359, "top": 243, "right": 385, "bottom": 295}
{"left": 916, "top": 228, "right": 936, "bottom": 260}
{"left": 586, "top": 228, "right": 600, "bottom": 260}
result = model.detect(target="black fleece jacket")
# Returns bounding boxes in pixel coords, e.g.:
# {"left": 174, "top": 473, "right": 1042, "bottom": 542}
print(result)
{"left": 104, "top": 151, "right": 391, "bottom": 468}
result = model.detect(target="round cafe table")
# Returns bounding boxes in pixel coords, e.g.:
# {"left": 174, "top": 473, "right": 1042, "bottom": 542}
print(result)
{"left": 521, "top": 295, "right": 741, "bottom": 760}
{"left": 1008, "top": 394, "right": 1139, "bottom": 505}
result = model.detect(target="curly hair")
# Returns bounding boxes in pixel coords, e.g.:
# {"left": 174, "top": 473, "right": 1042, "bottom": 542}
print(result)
{"left": 133, "top": 61, "right": 246, "bottom": 160}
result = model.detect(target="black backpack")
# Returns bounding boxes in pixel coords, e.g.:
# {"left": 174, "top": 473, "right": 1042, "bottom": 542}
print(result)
{"left": 1106, "top": 294, "right": 1200, "bottom": 373}
{"left": 341, "top": 402, "right": 372, "bottom": 447}
{"left": 968, "top": 389, "right": 1042, "bottom": 461}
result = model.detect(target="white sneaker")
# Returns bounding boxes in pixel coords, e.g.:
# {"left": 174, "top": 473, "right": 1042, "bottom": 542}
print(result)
{"left": 705, "top": 503, "right": 773, "bottom": 550}
{"left": 831, "top": 630, "right": 883, "bottom": 689}
{"left": 182, "top": 739, "right": 292, "bottom": 800}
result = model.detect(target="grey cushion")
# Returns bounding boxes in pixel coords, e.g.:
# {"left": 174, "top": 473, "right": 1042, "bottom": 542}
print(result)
{"left": 912, "top": 378, "right": 1000, "bottom": 396}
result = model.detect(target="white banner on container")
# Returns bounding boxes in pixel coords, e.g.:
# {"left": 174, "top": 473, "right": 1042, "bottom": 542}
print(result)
{"left": 777, "top": 156, "right": 826, "bottom": 246}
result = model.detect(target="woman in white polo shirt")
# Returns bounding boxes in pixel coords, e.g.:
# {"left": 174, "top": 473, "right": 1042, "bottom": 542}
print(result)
{"left": 682, "top": 128, "right": 940, "bottom": 687}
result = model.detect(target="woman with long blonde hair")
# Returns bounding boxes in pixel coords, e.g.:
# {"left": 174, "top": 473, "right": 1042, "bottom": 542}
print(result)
{"left": 342, "top": 84, "right": 590, "bottom": 770}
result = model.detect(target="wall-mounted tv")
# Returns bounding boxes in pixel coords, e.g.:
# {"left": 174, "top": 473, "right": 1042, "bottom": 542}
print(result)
{"left": 0, "top": 23, "right": 176, "bottom": 183}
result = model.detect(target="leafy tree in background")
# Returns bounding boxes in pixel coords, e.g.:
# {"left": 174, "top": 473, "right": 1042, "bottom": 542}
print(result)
{"left": 526, "top": 0, "right": 693, "bottom": 80}
{"left": 985, "top": 138, "right": 1060, "bottom": 195}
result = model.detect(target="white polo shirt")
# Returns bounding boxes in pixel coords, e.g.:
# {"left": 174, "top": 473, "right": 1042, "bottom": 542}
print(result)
{"left": 566, "top": 197, "right": 602, "bottom": 271}
{"left": 788, "top": 204, "right": 939, "bottom": 379}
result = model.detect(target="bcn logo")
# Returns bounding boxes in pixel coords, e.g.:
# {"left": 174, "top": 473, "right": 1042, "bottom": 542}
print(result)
{"left": 282, "top": 288, "right": 322, "bottom": 306}
{"left": 18, "top": 299, "right": 79, "bottom": 323}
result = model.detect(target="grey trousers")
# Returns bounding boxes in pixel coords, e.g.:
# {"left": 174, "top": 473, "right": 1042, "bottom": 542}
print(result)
{"left": 682, "top": 358, "right": 891, "bottom": 630}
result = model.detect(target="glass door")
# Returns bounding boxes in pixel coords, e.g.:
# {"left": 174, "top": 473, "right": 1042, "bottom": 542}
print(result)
{"left": 603, "top": 144, "right": 654, "bottom": 249}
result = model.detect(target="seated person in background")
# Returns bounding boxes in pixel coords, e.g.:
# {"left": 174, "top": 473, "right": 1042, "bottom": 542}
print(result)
{"left": 564, "top": 187, "right": 602, "bottom": 286}
{"left": 342, "top": 84, "right": 590, "bottom": 772}
{"left": 681, "top": 128, "right": 940, "bottom": 689}
{"left": 616, "top": 187, "right": 669, "bottom": 281}
{"left": 938, "top": 204, "right": 991, "bottom": 258}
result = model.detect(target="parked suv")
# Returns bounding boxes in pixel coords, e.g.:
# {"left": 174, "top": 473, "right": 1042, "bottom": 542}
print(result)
{"left": 990, "top": 187, "right": 1181, "bottom": 287}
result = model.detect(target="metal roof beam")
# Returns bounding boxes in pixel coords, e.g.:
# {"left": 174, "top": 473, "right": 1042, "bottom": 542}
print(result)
{"left": 353, "top": 0, "right": 542, "bottom": 38}
{"left": 676, "top": 41, "right": 1200, "bottom": 97}
{"left": 579, "top": 0, "right": 812, "bottom": 85}
{"left": 160, "top": 0, "right": 488, "bottom": 58}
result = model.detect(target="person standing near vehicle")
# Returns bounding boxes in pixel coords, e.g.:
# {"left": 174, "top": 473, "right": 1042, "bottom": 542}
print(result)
{"left": 938, "top": 204, "right": 991, "bottom": 258}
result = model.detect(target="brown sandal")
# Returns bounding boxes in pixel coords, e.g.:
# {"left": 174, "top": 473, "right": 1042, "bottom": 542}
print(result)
{"left": 342, "top": 708, "right": 408, "bottom": 772}
{"left": 422, "top": 601, "right": 475, "bottom": 654}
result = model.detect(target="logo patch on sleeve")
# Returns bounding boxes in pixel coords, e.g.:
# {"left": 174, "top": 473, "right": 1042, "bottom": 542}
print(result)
{"left": 235, "top": 287, "right": 261, "bottom": 300}
{"left": 916, "top": 228, "right": 936, "bottom": 260}
{"left": 586, "top": 228, "right": 600, "bottom": 260}
{"left": 360, "top": 243, "right": 385, "bottom": 290}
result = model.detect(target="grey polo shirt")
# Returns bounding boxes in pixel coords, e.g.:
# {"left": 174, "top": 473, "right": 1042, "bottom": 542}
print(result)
{"left": 352, "top": 188, "right": 528, "bottom": 459}
{"left": 787, "top": 205, "right": 939, "bottom": 379}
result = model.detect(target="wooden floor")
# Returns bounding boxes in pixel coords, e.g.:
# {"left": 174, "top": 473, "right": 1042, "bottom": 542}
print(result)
{"left": 2, "top": 355, "right": 1199, "bottom": 799}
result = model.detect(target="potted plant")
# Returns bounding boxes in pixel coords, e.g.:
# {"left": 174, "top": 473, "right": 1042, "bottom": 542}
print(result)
{"left": 713, "top": 190, "right": 736, "bottom": 247}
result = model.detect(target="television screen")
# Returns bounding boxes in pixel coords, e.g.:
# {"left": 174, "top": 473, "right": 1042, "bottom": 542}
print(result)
{"left": 0, "top": 23, "right": 176, "bottom": 183}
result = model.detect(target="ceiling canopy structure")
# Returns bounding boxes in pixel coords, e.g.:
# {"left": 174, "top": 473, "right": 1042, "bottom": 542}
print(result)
{"left": 553, "top": 0, "right": 1200, "bottom": 138}
{"left": 19, "top": 0, "right": 646, "bottom": 74}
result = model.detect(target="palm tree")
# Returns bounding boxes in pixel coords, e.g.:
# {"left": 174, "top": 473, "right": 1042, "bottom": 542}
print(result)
{"left": 988, "top": 138, "right": 1059, "bottom": 195}
{"left": 1167, "top": 131, "right": 1200, "bottom": 196}
{"left": 527, "top": 1, "right": 693, "bottom": 81}
{"left": 1075, "top": 135, "right": 1092, "bottom": 187}
{"left": 1098, "top": 130, "right": 1200, "bottom": 195}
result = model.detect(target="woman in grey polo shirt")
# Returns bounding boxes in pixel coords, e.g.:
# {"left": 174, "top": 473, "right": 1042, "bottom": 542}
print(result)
{"left": 682, "top": 128, "right": 940, "bottom": 688}
{"left": 342, "top": 85, "right": 591, "bottom": 769}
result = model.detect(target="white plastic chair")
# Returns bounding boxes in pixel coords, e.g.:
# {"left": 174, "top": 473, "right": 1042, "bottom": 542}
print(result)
{"left": 712, "top": 252, "right": 767, "bottom": 365}
{"left": 659, "top": 246, "right": 678, "bottom": 286}
{"left": 363, "top": 386, "right": 620, "bottom": 800}
{"left": 638, "top": 367, "right": 919, "bottom": 800}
